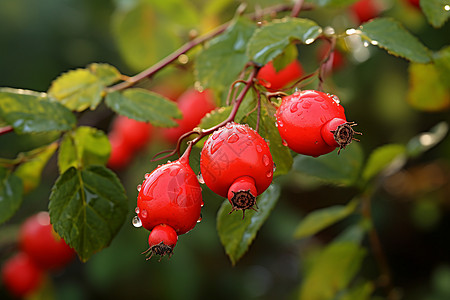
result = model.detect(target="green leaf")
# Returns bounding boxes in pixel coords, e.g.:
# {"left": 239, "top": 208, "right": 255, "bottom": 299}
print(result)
{"left": 293, "top": 198, "right": 359, "bottom": 239}
{"left": 272, "top": 43, "right": 299, "bottom": 72}
{"left": 360, "top": 18, "right": 432, "bottom": 63}
{"left": 112, "top": 0, "right": 198, "bottom": 71}
{"left": 87, "top": 63, "right": 122, "bottom": 86}
{"left": 0, "top": 167, "right": 23, "bottom": 224}
{"left": 195, "top": 17, "right": 256, "bottom": 92}
{"left": 292, "top": 143, "right": 364, "bottom": 186}
{"left": 105, "top": 88, "right": 181, "bottom": 127}
{"left": 407, "top": 122, "right": 449, "bottom": 157}
{"left": 0, "top": 88, "right": 76, "bottom": 134}
{"left": 421, "top": 0, "right": 450, "bottom": 28}
{"left": 247, "top": 17, "right": 322, "bottom": 65}
{"left": 362, "top": 144, "right": 406, "bottom": 182}
{"left": 49, "top": 166, "right": 128, "bottom": 262}
{"left": 407, "top": 63, "right": 450, "bottom": 111}
{"left": 58, "top": 126, "right": 111, "bottom": 173}
{"left": 48, "top": 69, "right": 104, "bottom": 112}
{"left": 299, "top": 241, "right": 366, "bottom": 300}
{"left": 338, "top": 281, "right": 374, "bottom": 300}
{"left": 217, "top": 184, "right": 280, "bottom": 265}
{"left": 434, "top": 46, "right": 450, "bottom": 87}
{"left": 14, "top": 143, "right": 58, "bottom": 193}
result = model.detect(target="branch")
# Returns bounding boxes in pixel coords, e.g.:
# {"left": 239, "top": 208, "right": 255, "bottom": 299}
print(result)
{"left": 0, "top": 125, "right": 13, "bottom": 136}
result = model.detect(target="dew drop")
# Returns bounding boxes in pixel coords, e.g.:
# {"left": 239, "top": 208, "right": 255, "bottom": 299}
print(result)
{"left": 278, "top": 121, "right": 284, "bottom": 128}
{"left": 201, "top": 200, "right": 204, "bottom": 207}
{"left": 282, "top": 139, "right": 288, "bottom": 147}
{"left": 228, "top": 133, "right": 239, "bottom": 143}
{"left": 225, "top": 122, "right": 233, "bottom": 129}
{"left": 321, "top": 104, "right": 328, "bottom": 110}
{"left": 290, "top": 102, "right": 298, "bottom": 113}
{"left": 275, "top": 122, "right": 278, "bottom": 127}
{"left": 363, "top": 41, "right": 370, "bottom": 47}
{"left": 212, "top": 130, "right": 221, "bottom": 140}
{"left": 132, "top": 216, "right": 142, "bottom": 228}
{"left": 211, "top": 139, "right": 224, "bottom": 154}
{"left": 137, "top": 184, "right": 142, "bottom": 192}
{"left": 264, "top": 139, "right": 270, "bottom": 146}
{"left": 236, "top": 126, "right": 247, "bottom": 134}
{"left": 197, "top": 173, "right": 205, "bottom": 184}
{"left": 331, "top": 94, "right": 340, "bottom": 104}
{"left": 141, "top": 209, "right": 148, "bottom": 218}
{"left": 167, "top": 160, "right": 171, "bottom": 163}
{"left": 266, "top": 169, "right": 273, "bottom": 178}
{"left": 135, "top": 207, "right": 140, "bottom": 214}
{"left": 144, "top": 173, "right": 151, "bottom": 179}
{"left": 197, "top": 214, "right": 203, "bottom": 223}
{"left": 302, "top": 101, "right": 312, "bottom": 109}
{"left": 262, "top": 154, "right": 270, "bottom": 167}
{"left": 273, "top": 163, "right": 277, "bottom": 173}
{"left": 256, "top": 144, "right": 262, "bottom": 153}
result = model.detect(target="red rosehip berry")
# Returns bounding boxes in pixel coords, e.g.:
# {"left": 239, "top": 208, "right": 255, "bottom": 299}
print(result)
{"left": 136, "top": 143, "right": 203, "bottom": 259}
{"left": 257, "top": 60, "right": 304, "bottom": 91}
{"left": 19, "top": 212, "right": 75, "bottom": 270}
{"left": 1, "top": 252, "right": 44, "bottom": 297}
{"left": 144, "top": 224, "right": 178, "bottom": 260}
{"left": 111, "top": 116, "right": 153, "bottom": 151}
{"left": 276, "top": 90, "right": 361, "bottom": 157}
{"left": 107, "top": 131, "right": 133, "bottom": 170}
{"left": 200, "top": 122, "right": 273, "bottom": 216}
{"left": 350, "top": 0, "right": 383, "bottom": 24}
{"left": 162, "top": 89, "right": 216, "bottom": 144}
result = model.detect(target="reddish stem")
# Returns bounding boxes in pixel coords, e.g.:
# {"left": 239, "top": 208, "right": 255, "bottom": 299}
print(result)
{"left": 0, "top": 126, "right": 13, "bottom": 136}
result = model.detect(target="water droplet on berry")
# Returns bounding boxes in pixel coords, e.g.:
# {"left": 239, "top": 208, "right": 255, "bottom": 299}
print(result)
{"left": 278, "top": 121, "right": 284, "bottom": 127}
{"left": 282, "top": 139, "right": 288, "bottom": 146}
{"left": 144, "top": 173, "right": 151, "bottom": 179}
{"left": 201, "top": 200, "right": 204, "bottom": 207}
{"left": 290, "top": 102, "right": 298, "bottom": 113}
{"left": 228, "top": 133, "right": 239, "bottom": 143}
{"left": 197, "top": 173, "right": 205, "bottom": 184}
{"left": 273, "top": 163, "right": 277, "bottom": 173}
{"left": 302, "top": 101, "right": 312, "bottom": 109}
{"left": 137, "top": 184, "right": 142, "bottom": 192}
{"left": 141, "top": 209, "right": 148, "bottom": 218}
{"left": 197, "top": 214, "right": 203, "bottom": 223}
{"left": 262, "top": 154, "right": 270, "bottom": 167}
{"left": 167, "top": 160, "right": 171, "bottom": 163}
{"left": 266, "top": 169, "right": 273, "bottom": 178}
{"left": 275, "top": 122, "right": 278, "bottom": 127}
{"left": 132, "top": 216, "right": 142, "bottom": 228}
{"left": 226, "top": 122, "right": 233, "bottom": 129}
{"left": 256, "top": 144, "right": 262, "bottom": 152}
{"left": 212, "top": 130, "right": 221, "bottom": 140}
{"left": 135, "top": 207, "right": 140, "bottom": 214}
{"left": 321, "top": 104, "right": 328, "bottom": 110}
{"left": 211, "top": 139, "right": 224, "bottom": 154}
{"left": 236, "top": 126, "right": 247, "bottom": 134}
{"left": 331, "top": 95, "right": 340, "bottom": 104}
{"left": 264, "top": 139, "right": 270, "bottom": 146}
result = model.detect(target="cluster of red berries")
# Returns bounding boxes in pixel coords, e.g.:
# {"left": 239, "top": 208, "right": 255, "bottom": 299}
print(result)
{"left": 107, "top": 88, "right": 215, "bottom": 170}
{"left": 132, "top": 59, "right": 359, "bottom": 259}
{"left": 107, "top": 116, "right": 153, "bottom": 170}
{"left": 1, "top": 212, "right": 75, "bottom": 298}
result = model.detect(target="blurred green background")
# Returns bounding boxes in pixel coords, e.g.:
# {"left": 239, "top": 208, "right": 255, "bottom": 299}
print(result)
{"left": 1, "top": 0, "right": 450, "bottom": 299}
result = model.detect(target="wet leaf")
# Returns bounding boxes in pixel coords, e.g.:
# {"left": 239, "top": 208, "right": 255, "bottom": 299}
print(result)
{"left": 0, "top": 167, "right": 23, "bottom": 224}
{"left": 217, "top": 184, "right": 280, "bottom": 265}
{"left": 362, "top": 144, "right": 406, "bottom": 182}
{"left": 360, "top": 18, "right": 431, "bottom": 63}
{"left": 247, "top": 17, "right": 322, "bottom": 65}
{"left": 0, "top": 88, "right": 76, "bottom": 134}
{"left": 49, "top": 166, "right": 128, "bottom": 262}
{"left": 105, "top": 88, "right": 181, "bottom": 127}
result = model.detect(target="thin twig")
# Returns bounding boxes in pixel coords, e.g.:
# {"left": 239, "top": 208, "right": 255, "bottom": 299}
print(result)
{"left": 0, "top": 126, "right": 13, "bottom": 136}
{"left": 291, "top": 0, "right": 305, "bottom": 17}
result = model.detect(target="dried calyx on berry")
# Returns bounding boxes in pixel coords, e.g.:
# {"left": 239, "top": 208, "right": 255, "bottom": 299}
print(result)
{"left": 143, "top": 224, "right": 178, "bottom": 261}
{"left": 200, "top": 122, "right": 273, "bottom": 218}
